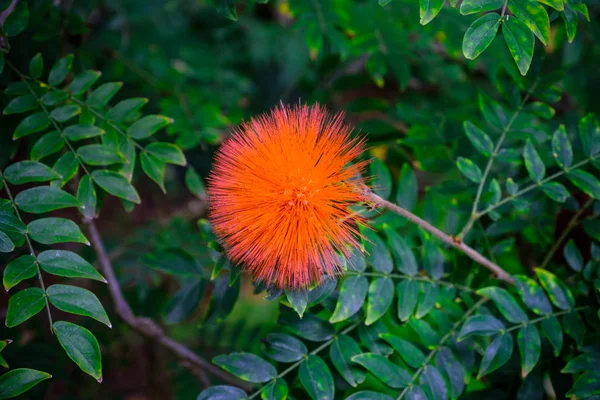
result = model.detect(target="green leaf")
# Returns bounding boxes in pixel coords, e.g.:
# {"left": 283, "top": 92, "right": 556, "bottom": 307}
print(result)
{"left": 405, "top": 386, "right": 428, "bottom": 400}
{"left": 541, "top": 182, "right": 569, "bottom": 203}
{"left": 213, "top": 353, "right": 276, "bottom": 383}
{"left": 141, "top": 152, "right": 166, "bottom": 193}
{"left": 365, "top": 277, "right": 394, "bottom": 325}
{"left": 50, "top": 104, "right": 81, "bottom": 123}
{"left": 551, "top": 125, "right": 572, "bottom": 168}
{"left": 299, "top": 355, "right": 334, "bottom": 400}
{"left": 460, "top": 0, "right": 503, "bottom": 14}
{"left": 567, "top": 371, "right": 600, "bottom": 398}
{"left": 541, "top": 316, "right": 563, "bottom": 356}
{"left": 50, "top": 153, "right": 79, "bottom": 188}
{"left": 0, "top": 211, "right": 26, "bottom": 237}
{"left": 0, "top": 231, "right": 14, "bottom": 253}
{"left": 63, "top": 125, "right": 105, "bottom": 141}
{"left": 346, "top": 392, "right": 393, "bottom": 400}
{"left": 127, "top": 115, "right": 172, "bottom": 139}
{"left": 77, "top": 175, "right": 97, "bottom": 219}
{"left": 4, "top": 161, "right": 59, "bottom": 185}
{"left": 3, "top": 95, "right": 38, "bottom": 115}
{"left": 47, "top": 284, "right": 110, "bottom": 327}
{"left": 141, "top": 249, "right": 198, "bottom": 276}
{"left": 503, "top": 16, "right": 535, "bottom": 76}
{"left": 31, "top": 131, "right": 64, "bottom": 161}
{"left": 13, "top": 112, "right": 50, "bottom": 139}
{"left": 579, "top": 114, "right": 600, "bottom": 157}
{"left": 86, "top": 82, "right": 123, "bottom": 109}
{"left": 422, "top": 239, "right": 444, "bottom": 279}
{"left": 462, "top": 13, "right": 501, "bottom": 60}
{"left": 456, "top": 157, "right": 482, "bottom": 183}
{"left": 435, "top": 347, "right": 465, "bottom": 399}
{"left": 185, "top": 167, "right": 207, "bottom": 199}
{"left": 67, "top": 71, "right": 101, "bottom": 96}
{"left": 261, "top": 378, "right": 287, "bottom": 400}
{"left": 262, "top": 333, "right": 307, "bottom": 363}
{"left": 397, "top": 279, "right": 420, "bottom": 322}
{"left": 285, "top": 290, "right": 308, "bottom": 318}
{"left": 564, "top": 239, "right": 583, "bottom": 272}
{"left": 517, "top": 325, "right": 541, "bottom": 377}
{"left": 204, "top": 275, "right": 240, "bottom": 324}
{"left": 15, "top": 187, "right": 80, "bottom": 214}
{"left": 198, "top": 385, "right": 248, "bottom": 400}
{"left": 538, "top": 0, "right": 563, "bottom": 10}
{"left": 458, "top": 315, "right": 505, "bottom": 340}
{"left": 38, "top": 250, "right": 105, "bottom": 282}
{"left": 362, "top": 229, "right": 393, "bottom": 273}
{"left": 330, "top": 275, "right": 368, "bottom": 323}
{"left": 420, "top": 0, "right": 445, "bottom": 25}
{"left": 561, "top": 2, "right": 578, "bottom": 43}
{"left": 3, "top": 255, "right": 36, "bottom": 291}
{"left": 28, "top": 217, "right": 88, "bottom": 245}
{"left": 330, "top": 335, "right": 366, "bottom": 387}
{"left": 386, "top": 229, "right": 418, "bottom": 275}
{"left": 567, "top": 170, "right": 600, "bottom": 199}
{"left": 107, "top": 98, "right": 148, "bottom": 122}
{"left": 514, "top": 275, "right": 552, "bottom": 315}
{"left": 351, "top": 353, "right": 411, "bottom": 388}
{"left": 396, "top": 164, "right": 417, "bottom": 211}
{"left": 41, "top": 91, "right": 69, "bottom": 107}
{"left": 359, "top": 322, "right": 393, "bottom": 355}
{"left": 0, "top": 368, "right": 51, "bottom": 399}
{"left": 476, "top": 287, "right": 528, "bottom": 323}
{"left": 78, "top": 144, "right": 126, "bottom": 166}
{"left": 145, "top": 143, "right": 186, "bottom": 166}
{"left": 562, "top": 353, "right": 600, "bottom": 374}
{"left": 464, "top": 121, "right": 494, "bottom": 157}
{"left": 370, "top": 158, "right": 392, "bottom": 200}
{"left": 415, "top": 282, "right": 439, "bottom": 319}
{"left": 409, "top": 318, "right": 441, "bottom": 348}
{"left": 5, "top": 287, "right": 45, "bottom": 327}
{"left": 48, "top": 55, "right": 74, "bottom": 87}
{"left": 3, "top": 2, "right": 29, "bottom": 36}
{"left": 162, "top": 280, "right": 204, "bottom": 324}
{"left": 379, "top": 334, "right": 426, "bottom": 368}
{"left": 92, "top": 170, "right": 141, "bottom": 204}
{"left": 524, "top": 101, "right": 556, "bottom": 119}
{"left": 508, "top": 0, "right": 550, "bottom": 45}
{"left": 562, "top": 310, "right": 586, "bottom": 348}
{"left": 280, "top": 313, "right": 334, "bottom": 342}
{"left": 53, "top": 321, "right": 102, "bottom": 381}
{"left": 534, "top": 268, "right": 575, "bottom": 310}
{"left": 523, "top": 139, "right": 545, "bottom": 181}
{"left": 478, "top": 333, "right": 514, "bottom": 378}
{"left": 420, "top": 365, "right": 448, "bottom": 400}
{"left": 29, "top": 53, "right": 43, "bottom": 79}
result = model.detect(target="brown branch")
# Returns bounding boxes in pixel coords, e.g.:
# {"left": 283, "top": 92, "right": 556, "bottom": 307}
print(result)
{"left": 365, "top": 191, "right": 514, "bottom": 285}
{"left": 84, "top": 218, "right": 252, "bottom": 391}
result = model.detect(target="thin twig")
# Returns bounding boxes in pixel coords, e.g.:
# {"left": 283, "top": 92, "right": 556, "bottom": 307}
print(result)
{"left": 365, "top": 191, "right": 514, "bottom": 284}
{"left": 459, "top": 80, "right": 539, "bottom": 239}
{"left": 539, "top": 197, "right": 594, "bottom": 270}
{"left": 84, "top": 218, "right": 251, "bottom": 390}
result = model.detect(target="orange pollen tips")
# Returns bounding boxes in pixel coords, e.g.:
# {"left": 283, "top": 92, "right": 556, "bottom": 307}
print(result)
{"left": 208, "top": 103, "right": 369, "bottom": 289}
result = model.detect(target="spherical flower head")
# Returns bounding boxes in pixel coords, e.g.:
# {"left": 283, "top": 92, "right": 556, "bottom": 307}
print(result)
{"left": 208, "top": 103, "right": 368, "bottom": 289}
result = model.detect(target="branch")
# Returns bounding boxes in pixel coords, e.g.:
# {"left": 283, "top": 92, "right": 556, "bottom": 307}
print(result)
{"left": 365, "top": 191, "right": 514, "bottom": 285}
{"left": 84, "top": 218, "right": 252, "bottom": 391}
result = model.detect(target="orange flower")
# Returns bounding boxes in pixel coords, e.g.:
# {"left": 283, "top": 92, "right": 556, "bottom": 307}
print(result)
{"left": 208, "top": 104, "right": 368, "bottom": 289}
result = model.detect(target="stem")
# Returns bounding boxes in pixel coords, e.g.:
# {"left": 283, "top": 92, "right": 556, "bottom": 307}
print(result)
{"left": 478, "top": 155, "right": 599, "bottom": 218}
{"left": 503, "top": 306, "right": 589, "bottom": 333}
{"left": 366, "top": 191, "right": 514, "bottom": 284}
{"left": 1, "top": 176, "right": 53, "bottom": 332}
{"left": 459, "top": 80, "right": 538, "bottom": 239}
{"left": 7, "top": 62, "right": 93, "bottom": 177}
{"left": 396, "top": 298, "right": 489, "bottom": 400}
{"left": 539, "top": 197, "right": 594, "bottom": 270}
{"left": 85, "top": 219, "right": 250, "bottom": 389}
{"left": 248, "top": 321, "right": 361, "bottom": 399}
{"left": 345, "top": 271, "right": 479, "bottom": 294}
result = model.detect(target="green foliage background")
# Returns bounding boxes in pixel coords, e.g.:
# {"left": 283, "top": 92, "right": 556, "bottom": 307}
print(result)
{"left": 0, "top": 0, "right": 600, "bottom": 399}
